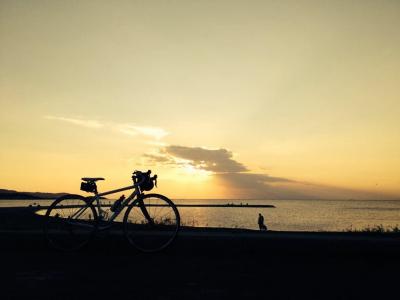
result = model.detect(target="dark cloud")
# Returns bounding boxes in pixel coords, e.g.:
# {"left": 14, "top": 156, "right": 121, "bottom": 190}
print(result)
{"left": 215, "top": 172, "right": 293, "bottom": 187}
{"left": 214, "top": 173, "right": 306, "bottom": 199}
{"left": 215, "top": 173, "right": 394, "bottom": 200}
{"left": 143, "top": 153, "right": 174, "bottom": 164}
{"left": 164, "top": 145, "right": 248, "bottom": 173}
{"left": 143, "top": 144, "right": 395, "bottom": 200}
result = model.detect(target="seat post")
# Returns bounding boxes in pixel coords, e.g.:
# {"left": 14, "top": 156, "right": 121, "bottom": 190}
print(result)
{"left": 93, "top": 182, "right": 98, "bottom": 195}
{"left": 91, "top": 182, "right": 103, "bottom": 217}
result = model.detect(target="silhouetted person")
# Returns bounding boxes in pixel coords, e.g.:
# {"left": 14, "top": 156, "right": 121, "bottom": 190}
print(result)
{"left": 258, "top": 213, "right": 267, "bottom": 231}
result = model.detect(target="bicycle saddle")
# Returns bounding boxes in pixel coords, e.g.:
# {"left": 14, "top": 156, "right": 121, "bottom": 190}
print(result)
{"left": 81, "top": 177, "right": 105, "bottom": 182}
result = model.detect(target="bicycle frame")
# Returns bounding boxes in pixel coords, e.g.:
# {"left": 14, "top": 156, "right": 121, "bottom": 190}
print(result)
{"left": 72, "top": 183, "right": 143, "bottom": 229}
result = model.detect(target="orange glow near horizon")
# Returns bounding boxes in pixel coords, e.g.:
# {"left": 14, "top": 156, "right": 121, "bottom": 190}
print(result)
{"left": 1, "top": 1, "right": 400, "bottom": 199}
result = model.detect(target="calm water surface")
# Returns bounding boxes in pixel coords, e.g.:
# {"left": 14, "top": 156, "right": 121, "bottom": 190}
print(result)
{"left": 1, "top": 199, "right": 400, "bottom": 231}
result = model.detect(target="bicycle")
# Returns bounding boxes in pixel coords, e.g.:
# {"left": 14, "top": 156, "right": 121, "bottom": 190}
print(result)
{"left": 43, "top": 170, "right": 180, "bottom": 252}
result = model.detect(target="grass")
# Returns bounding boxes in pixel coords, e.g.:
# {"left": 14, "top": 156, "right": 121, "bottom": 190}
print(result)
{"left": 345, "top": 224, "right": 400, "bottom": 233}
{"left": 180, "top": 217, "right": 198, "bottom": 227}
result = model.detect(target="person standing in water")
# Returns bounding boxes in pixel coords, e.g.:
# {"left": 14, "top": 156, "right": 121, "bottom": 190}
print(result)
{"left": 258, "top": 213, "right": 267, "bottom": 231}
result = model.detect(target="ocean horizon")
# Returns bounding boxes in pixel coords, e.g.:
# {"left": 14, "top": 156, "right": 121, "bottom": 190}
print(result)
{"left": 1, "top": 198, "right": 399, "bottom": 232}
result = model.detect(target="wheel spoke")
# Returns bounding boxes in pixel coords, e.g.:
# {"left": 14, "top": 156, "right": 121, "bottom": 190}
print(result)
{"left": 123, "top": 194, "right": 180, "bottom": 252}
{"left": 44, "top": 196, "right": 97, "bottom": 251}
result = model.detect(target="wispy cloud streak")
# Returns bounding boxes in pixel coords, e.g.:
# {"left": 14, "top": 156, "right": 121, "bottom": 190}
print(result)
{"left": 118, "top": 125, "right": 169, "bottom": 140}
{"left": 45, "top": 116, "right": 104, "bottom": 129}
{"left": 45, "top": 116, "right": 169, "bottom": 141}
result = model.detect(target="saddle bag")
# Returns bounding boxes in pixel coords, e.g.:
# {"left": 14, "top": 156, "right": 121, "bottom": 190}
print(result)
{"left": 80, "top": 181, "right": 96, "bottom": 193}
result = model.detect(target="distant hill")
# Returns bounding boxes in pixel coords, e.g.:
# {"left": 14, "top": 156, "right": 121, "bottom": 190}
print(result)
{"left": 0, "top": 189, "right": 69, "bottom": 200}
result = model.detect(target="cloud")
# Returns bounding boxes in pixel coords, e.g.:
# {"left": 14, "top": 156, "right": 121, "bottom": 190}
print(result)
{"left": 214, "top": 173, "right": 396, "bottom": 200}
{"left": 141, "top": 144, "right": 308, "bottom": 198}
{"left": 118, "top": 125, "right": 169, "bottom": 140}
{"left": 214, "top": 173, "right": 308, "bottom": 199}
{"left": 42, "top": 116, "right": 396, "bottom": 200}
{"left": 143, "top": 153, "right": 175, "bottom": 164}
{"left": 45, "top": 115, "right": 169, "bottom": 141}
{"left": 143, "top": 144, "right": 395, "bottom": 200}
{"left": 45, "top": 116, "right": 104, "bottom": 128}
{"left": 215, "top": 172, "right": 293, "bottom": 186}
{"left": 164, "top": 145, "right": 248, "bottom": 173}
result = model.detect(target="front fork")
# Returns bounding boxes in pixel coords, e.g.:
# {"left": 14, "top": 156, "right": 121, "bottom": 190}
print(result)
{"left": 136, "top": 195, "right": 155, "bottom": 226}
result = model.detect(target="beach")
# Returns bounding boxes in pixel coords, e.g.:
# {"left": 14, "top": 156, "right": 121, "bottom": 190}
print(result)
{"left": 1, "top": 207, "right": 400, "bottom": 299}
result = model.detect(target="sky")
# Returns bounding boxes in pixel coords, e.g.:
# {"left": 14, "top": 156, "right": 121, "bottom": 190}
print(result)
{"left": 1, "top": 0, "right": 399, "bottom": 199}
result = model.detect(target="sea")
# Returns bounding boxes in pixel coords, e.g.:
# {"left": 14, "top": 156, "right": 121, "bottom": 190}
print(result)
{"left": 1, "top": 199, "right": 400, "bottom": 232}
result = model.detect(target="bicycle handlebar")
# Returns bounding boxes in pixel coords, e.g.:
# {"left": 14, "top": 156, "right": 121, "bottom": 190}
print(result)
{"left": 132, "top": 170, "right": 157, "bottom": 188}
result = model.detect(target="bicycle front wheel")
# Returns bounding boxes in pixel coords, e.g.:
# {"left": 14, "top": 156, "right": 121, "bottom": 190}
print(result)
{"left": 123, "top": 194, "right": 180, "bottom": 252}
{"left": 44, "top": 195, "right": 98, "bottom": 251}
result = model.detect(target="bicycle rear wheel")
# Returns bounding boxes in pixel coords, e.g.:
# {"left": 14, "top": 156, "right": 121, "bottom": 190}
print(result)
{"left": 44, "top": 195, "right": 98, "bottom": 251}
{"left": 123, "top": 194, "right": 180, "bottom": 252}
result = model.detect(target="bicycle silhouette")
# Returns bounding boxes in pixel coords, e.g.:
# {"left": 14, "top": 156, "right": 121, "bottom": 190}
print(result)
{"left": 43, "top": 170, "right": 180, "bottom": 252}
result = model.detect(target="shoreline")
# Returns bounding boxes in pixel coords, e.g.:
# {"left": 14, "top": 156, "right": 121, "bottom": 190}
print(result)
{"left": 1, "top": 206, "right": 399, "bottom": 251}
{"left": 1, "top": 205, "right": 400, "bottom": 235}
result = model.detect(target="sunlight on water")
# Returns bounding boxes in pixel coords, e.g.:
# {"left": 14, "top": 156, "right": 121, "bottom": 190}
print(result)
{"left": 2, "top": 199, "right": 400, "bottom": 231}
{"left": 172, "top": 199, "right": 400, "bottom": 231}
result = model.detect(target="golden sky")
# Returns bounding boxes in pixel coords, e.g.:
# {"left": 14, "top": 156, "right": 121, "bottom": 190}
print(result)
{"left": 1, "top": 0, "right": 399, "bottom": 199}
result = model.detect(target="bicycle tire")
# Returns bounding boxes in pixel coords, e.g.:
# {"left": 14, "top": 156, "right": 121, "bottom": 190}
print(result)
{"left": 123, "top": 193, "right": 180, "bottom": 253}
{"left": 44, "top": 194, "right": 98, "bottom": 251}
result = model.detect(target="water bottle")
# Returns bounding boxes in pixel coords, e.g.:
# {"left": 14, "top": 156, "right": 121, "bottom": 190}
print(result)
{"left": 110, "top": 194, "right": 125, "bottom": 212}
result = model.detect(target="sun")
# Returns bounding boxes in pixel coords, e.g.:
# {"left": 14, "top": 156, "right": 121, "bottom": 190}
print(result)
{"left": 182, "top": 164, "right": 213, "bottom": 178}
